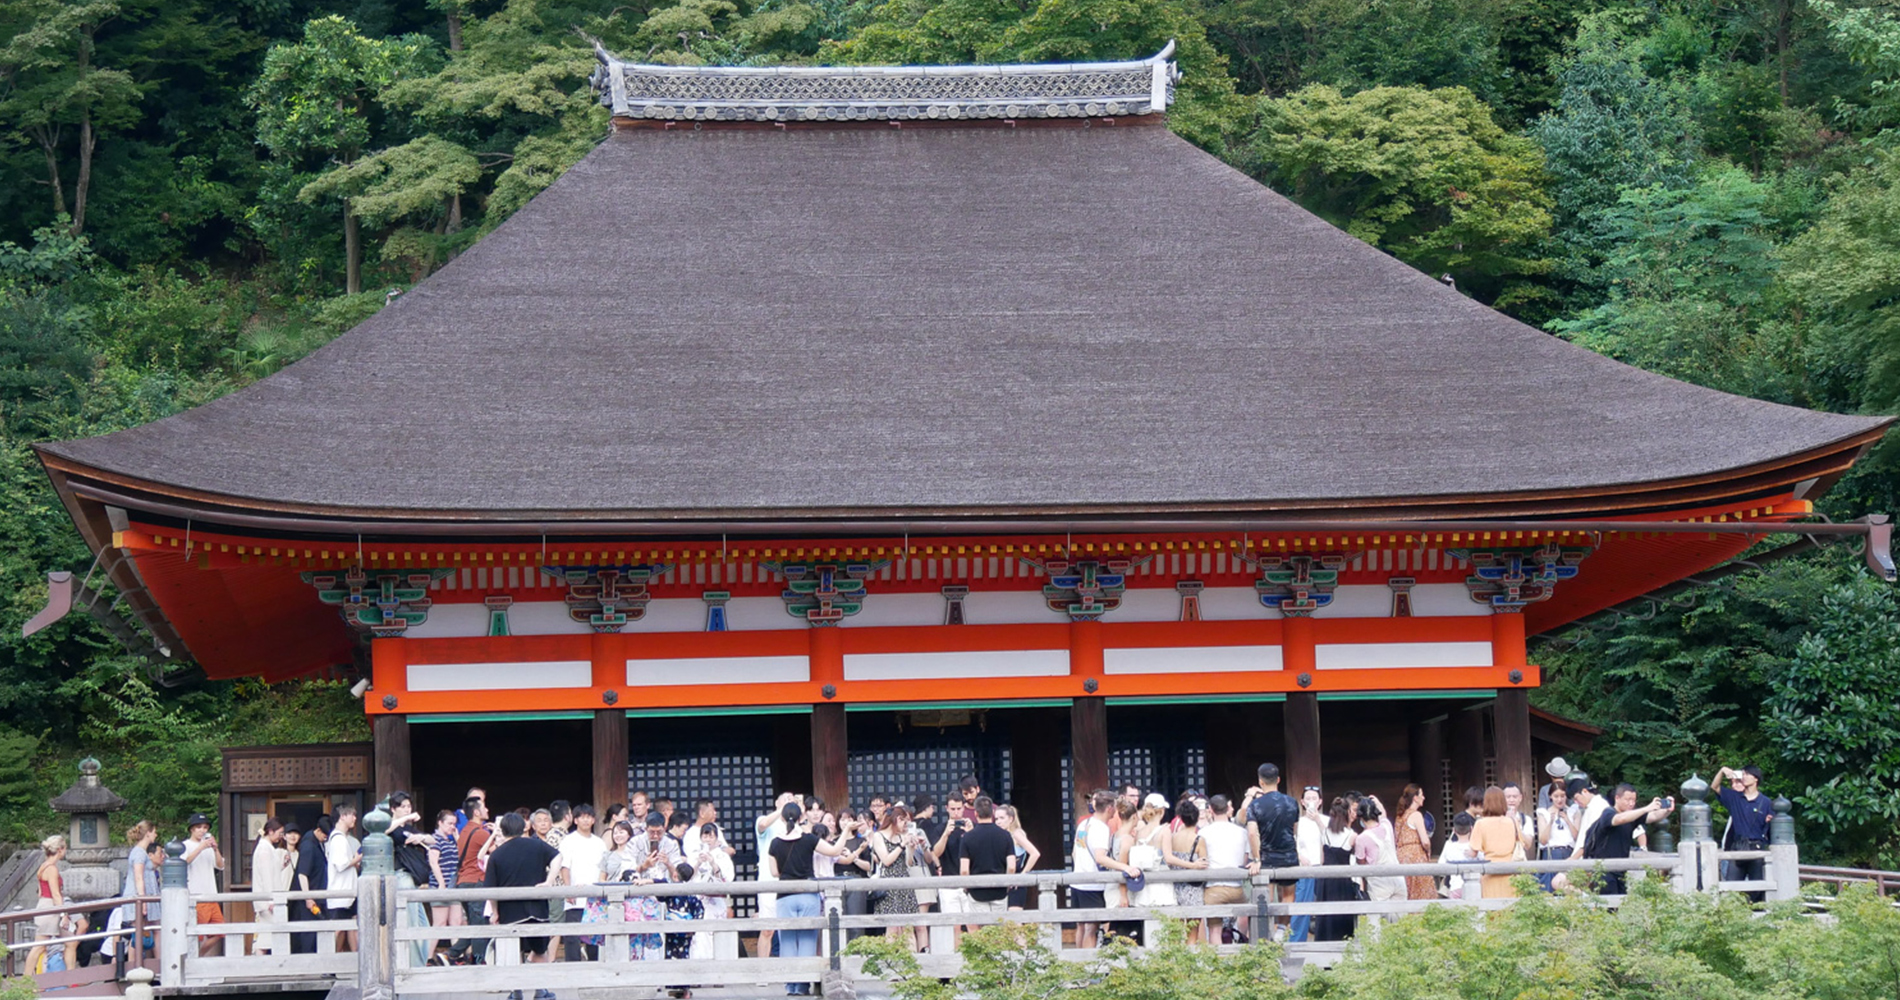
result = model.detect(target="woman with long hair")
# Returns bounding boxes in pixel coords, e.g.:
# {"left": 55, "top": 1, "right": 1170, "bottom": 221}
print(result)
{"left": 1311, "top": 798, "right": 1358, "bottom": 942}
{"left": 994, "top": 805, "right": 1041, "bottom": 912}
{"left": 1470, "top": 786, "right": 1520, "bottom": 899}
{"left": 252, "top": 818, "right": 292, "bottom": 955}
{"left": 28, "top": 834, "right": 68, "bottom": 974}
{"left": 1535, "top": 783, "right": 1577, "bottom": 892}
{"left": 1163, "top": 798, "right": 1208, "bottom": 943}
{"left": 1393, "top": 785, "right": 1435, "bottom": 899}
{"left": 1353, "top": 795, "right": 1405, "bottom": 913}
{"left": 866, "top": 804, "right": 923, "bottom": 950}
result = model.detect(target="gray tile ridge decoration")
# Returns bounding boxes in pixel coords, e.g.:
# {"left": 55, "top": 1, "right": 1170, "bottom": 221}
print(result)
{"left": 588, "top": 41, "right": 1178, "bottom": 122}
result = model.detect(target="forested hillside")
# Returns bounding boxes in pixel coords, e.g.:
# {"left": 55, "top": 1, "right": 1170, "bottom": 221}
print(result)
{"left": 4, "top": 0, "right": 1900, "bottom": 865}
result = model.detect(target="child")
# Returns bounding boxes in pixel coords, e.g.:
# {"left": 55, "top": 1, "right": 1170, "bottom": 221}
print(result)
{"left": 664, "top": 862, "right": 704, "bottom": 999}
{"left": 1438, "top": 812, "right": 1479, "bottom": 897}
{"left": 690, "top": 823, "right": 736, "bottom": 960}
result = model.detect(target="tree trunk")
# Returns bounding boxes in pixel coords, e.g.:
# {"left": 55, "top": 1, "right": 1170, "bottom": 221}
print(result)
{"left": 447, "top": 192, "right": 462, "bottom": 233}
{"left": 70, "top": 113, "right": 96, "bottom": 236}
{"left": 1777, "top": 0, "right": 1791, "bottom": 104}
{"left": 447, "top": 10, "right": 464, "bottom": 52}
{"left": 34, "top": 127, "right": 68, "bottom": 219}
{"left": 344, "top": 199, "right": 362, "bottom": 295}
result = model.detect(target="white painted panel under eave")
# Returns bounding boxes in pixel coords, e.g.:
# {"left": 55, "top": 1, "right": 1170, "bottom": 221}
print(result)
{"left": 625, "top": 655, "right": 809, "bottom": 687}
{"left": 1103, "top": 645, "right": 1284, "bottom": 674}
{"left": 842, "top": 649, "right": 1070, "bottom": 681}
{"left": 1314, "top": 641, "right": 1494, "bottom": 670}
{"left": 408, "top": 660, "right": 592, "bottom": 691}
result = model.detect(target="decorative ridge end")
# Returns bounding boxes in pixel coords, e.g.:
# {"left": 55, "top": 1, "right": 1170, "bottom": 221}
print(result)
{"left": 589, "top": 45, "right": 1179, "bottom": 124}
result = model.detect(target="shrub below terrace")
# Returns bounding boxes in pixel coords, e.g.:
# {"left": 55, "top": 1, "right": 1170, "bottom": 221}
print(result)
{"left": 844, "top": 881, "right": 1900, "bottom": 999}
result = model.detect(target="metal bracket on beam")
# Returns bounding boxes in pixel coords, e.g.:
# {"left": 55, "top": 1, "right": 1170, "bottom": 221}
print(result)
{"left": 1866, "top": 517, "right": 1895, "bottom": 582}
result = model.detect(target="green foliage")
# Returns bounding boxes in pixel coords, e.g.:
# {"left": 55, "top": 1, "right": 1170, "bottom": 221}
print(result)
{"left": 0, "top": 726, "right": 41, "bottom": 814}
{"left": 1248, "top": 83, "right": 1553, "bottom": 302}
{"left": 1763, "top": 577, "right": 1900, "bottom": 853}
{"left": 847, "top": 920, "right": 1289, "bottom": 1000}
{"left": 1548, "top": 164, "right": 1783, "bottom": 393}
{"left": 846, "top": 889, "right": 1900, "bottom": 1000}
{"left": 1780, "top": 150, "right": 1900, "bottom": 414}
{"left": 249, "top": 17, "right": 435, "bottom": 166}
{"left": 830, "top": 0, "right": 1246, "bottom": 151}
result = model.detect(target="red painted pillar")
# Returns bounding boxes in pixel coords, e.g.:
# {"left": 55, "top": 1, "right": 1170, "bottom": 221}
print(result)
{"left": 1069, "top": 620, "right": 1107, "bottom": 810}
{"left": 808, "top": 628, "right": 848, "bottom": 811}
{"left": 1492, "top": 610, "right": 1533, "bottom": 795}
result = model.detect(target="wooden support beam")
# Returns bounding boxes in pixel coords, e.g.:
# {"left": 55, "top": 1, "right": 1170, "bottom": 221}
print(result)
{"left": 1493, "top": 688, "right": 1532, "bottom": 799}
{"left": 1070, "top": 696, "right": 1108, "bottom": 813}
{"left": 593, "top": 709, "right": 629, "bottom": 811}
{"left": 373, "top": 714, "right": 411, "bottom": 798}
{"left": 772, "top": 713, "right": 814, "bottom": 799}
{"left": 1449, "top": 704, "right": 1487, "bottom": 806}
{"left": 1409, "top": 717, "right": 1446, "bottom": 848}
{"left": 811, "top": 702, "right": 848, "bottom": 812}
{"left": 1010, "top": 707, "right": 1064, "bottom": 908}
{"left": 1284, "top": 691, "right": 1322, "bottom": 795}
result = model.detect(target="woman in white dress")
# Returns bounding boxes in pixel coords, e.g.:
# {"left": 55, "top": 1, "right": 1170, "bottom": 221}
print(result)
{"left": 1127, "top": 795, "right": 1176, "bottom": 908}
{"left": 251, "top": 819, "right": 292, "bottom": 955}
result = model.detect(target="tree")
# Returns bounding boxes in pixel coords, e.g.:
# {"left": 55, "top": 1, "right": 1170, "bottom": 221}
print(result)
{"left": 1764, "top": 577, "right": 1900, "bottom": 864}
{"left": 1547, "top": 165, "right": 1784, "bottom": 395}
{"left": 1780, "top": 151, "right": 1900, "bottom": 417}
{"left": 830, "top": 0, "right": 1246, "bottom": 153}
{"left": 0, "top": 0, "right": 144, "bottom": 235}
{"left": 1529, "top": 12, "right": 1701, "bottom": 299}
{"left": 1247, "top": 84, "right": 1553, "bottom": 304}
{"left": 248, "top": 16, "right": 432, "bottom": 294}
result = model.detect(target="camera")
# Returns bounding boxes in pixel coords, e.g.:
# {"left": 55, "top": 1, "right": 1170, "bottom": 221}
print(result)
{"left": 1662, "top": 796, "right": 1674, "bottom": 810}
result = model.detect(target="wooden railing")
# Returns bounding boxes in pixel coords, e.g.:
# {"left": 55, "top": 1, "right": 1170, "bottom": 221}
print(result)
{"left": 0, "top": 893, "right": 156, "bottom": 992}
{"left": 153, "top": 848, "right": 1774, "bottom": 994}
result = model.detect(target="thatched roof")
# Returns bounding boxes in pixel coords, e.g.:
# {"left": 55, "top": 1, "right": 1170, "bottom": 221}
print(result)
{"left": 38, "top": 113, "right": 1886, "bottom": 525}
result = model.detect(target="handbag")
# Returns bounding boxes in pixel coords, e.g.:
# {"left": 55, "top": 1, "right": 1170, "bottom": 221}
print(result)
{"left": 864, "top": 834, "right": 889, "bottom": 907}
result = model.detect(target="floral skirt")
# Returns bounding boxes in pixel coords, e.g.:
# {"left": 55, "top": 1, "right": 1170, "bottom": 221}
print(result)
{"left": 583, "top": 894, "right": 665, "bottom": 959}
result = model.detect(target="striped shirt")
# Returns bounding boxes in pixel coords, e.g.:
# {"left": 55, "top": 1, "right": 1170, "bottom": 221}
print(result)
{"left": 432, "top": 831, "right": 460, "bottom": 887}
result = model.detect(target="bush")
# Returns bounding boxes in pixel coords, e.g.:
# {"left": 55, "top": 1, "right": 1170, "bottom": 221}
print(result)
{"left": 845, "top": 885, "right": 1900, "bottom": 999}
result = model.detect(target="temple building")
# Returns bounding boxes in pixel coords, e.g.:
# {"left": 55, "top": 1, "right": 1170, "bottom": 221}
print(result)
{"left": 34, "top": 47, "right": 1892, "bottom": 866}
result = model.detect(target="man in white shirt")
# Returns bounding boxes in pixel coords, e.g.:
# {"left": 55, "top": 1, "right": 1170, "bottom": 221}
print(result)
{"left": 326, "top": 805, "right": 361, "bottom": 953}
{"left": 556, "top": 804, "right": 608, "bottom": 961}
{"left": 1288, "top": 787, "right": 1325, "bottom": 943}
{"left": 1570, "top": 777, "right": 1608, "bottom": 842}
{"left": 184, "top": 813, "right": 225, "bottom": 957}
{"left": 1200, "top": 795, "right": 1259, "bottom": 939}
{"left": 1070, "top": 789, "right": 1136, "bottom": 949}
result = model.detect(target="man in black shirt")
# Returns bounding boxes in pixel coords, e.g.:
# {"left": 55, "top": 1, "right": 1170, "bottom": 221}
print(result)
{"left": 1243, "top": 763, "right": 1302, "bottom": 941}
{"left": 289, "top": 817, "right": 329, "bottom": 954}
{"left": 482, "top": 812, "right": 560, "bottom": 998}
{"left": 957, "top": 797, "right": 1016, "bottom": 916}
{"left": 1581, "top": 783, "right": 1674, "bottom": 895}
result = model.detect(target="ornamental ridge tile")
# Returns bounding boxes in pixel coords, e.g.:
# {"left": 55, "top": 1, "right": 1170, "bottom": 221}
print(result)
{"left": 589, "top": 43, "right": 1178, "bottom": 122}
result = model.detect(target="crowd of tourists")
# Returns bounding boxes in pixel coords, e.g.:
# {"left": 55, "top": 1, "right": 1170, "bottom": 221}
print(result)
{"left": 25, "top": 758, "right": 1776, "bottom": 995}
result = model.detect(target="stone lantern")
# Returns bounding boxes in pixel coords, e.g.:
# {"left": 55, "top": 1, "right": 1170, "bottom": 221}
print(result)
{"left": 48, "top": 757, "right": 129, "bottom": 899}
{"left": 50, "top": 757, "right": 128, "bottom": 854}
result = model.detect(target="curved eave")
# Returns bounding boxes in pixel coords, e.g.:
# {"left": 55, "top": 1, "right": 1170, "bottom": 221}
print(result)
{"left": 37, "top": 419, "right": 1888, "bottom": 540}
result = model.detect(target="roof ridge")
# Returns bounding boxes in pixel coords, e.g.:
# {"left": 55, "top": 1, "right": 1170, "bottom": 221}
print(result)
{"left": 588, "top": 42, "right": 1179, "bottom": 123}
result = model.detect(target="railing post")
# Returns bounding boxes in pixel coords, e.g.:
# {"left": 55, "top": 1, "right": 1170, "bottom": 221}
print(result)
{"left": 1036, "top": 877, "right": 1061, "bottom": 953}
{"left": 124, "top": 966, "right": 156, "bottom": 1000}
{"left": 1768, "top": 795, "right": 1800, "bottom": 902}
{"left": 821, "top": 887, "right": 854, "bottom": 1000}
{"left": 1459, "top": 865, "right": 1482, "bottom": 929}
{"left": 1249, "top": 874, "right": 1268, "bottom": 945}
{"left": 1675, "top": 774, "right": 1719, "bottom": 894}
{"left": 159, "top": 839, "right": 190, "bottom": 987}
{"left": 358, "top": 800, "right": 397, "bottom": 1000}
